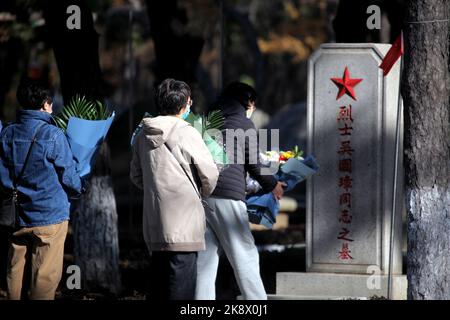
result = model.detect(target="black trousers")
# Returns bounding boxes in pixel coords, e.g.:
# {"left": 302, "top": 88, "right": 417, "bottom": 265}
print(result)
{"left": 149, "top": 251, "right": 197, "bottom": 300}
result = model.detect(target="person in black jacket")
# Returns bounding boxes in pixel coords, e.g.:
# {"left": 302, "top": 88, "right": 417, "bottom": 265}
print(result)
{"left": 195, "top": 82, "right": 285, "bottom": 300}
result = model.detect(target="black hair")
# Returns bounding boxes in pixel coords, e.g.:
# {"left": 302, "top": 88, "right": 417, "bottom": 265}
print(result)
{"left": 16, "top": 82, "right": 52, "bottom": 110}
{"left": 155, "top": 78, "right": 191, "bottom": 116}
{"left": 221, "top": 81, "right": 257, "bottom": 109}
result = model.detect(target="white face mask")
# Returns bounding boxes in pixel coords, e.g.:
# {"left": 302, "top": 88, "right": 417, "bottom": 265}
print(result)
{"left": 246, "top": 101, "right": 256, "bottom": 119}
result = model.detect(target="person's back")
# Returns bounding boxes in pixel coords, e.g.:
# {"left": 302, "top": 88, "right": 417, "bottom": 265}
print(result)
{"left": 132, "top": 115, "right": 218, "bottom": 251}
{"left": 0, "top": 110, "right": 81, "bottom": 226}
{"left": 0, "top": 82, "right": 82, "bottom": 300}
{"left": 196, "top": 81, "right": 285, "bottom": 300}
{"left": 130, "top": 78, "right": 219, "bottom": 300}
{"left": 210, "top": 97, "right": 277, "bottom": 201}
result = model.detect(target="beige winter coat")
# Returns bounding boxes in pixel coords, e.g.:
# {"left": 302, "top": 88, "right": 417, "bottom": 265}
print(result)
{"left": 130, "top": 116, "right": 219, "bottom": 252}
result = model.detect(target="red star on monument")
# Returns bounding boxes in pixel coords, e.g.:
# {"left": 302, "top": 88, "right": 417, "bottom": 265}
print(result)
{"left": 331, "top": 67, "right": 363, "bottom": 101}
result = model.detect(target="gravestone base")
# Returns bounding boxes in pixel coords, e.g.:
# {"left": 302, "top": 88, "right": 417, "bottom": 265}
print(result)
{"left": 274, "top": 272, "right": 407, "bottom": 300}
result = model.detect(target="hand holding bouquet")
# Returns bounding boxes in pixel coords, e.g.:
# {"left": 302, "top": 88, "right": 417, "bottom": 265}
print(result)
{"left": 246, "top": 146, "right": 319, "bottom": 229}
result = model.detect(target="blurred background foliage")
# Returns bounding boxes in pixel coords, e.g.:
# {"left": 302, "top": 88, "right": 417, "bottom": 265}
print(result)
{"left": 0, "top": 0, "right": 403, "bottom": 120}
{"left": 0, "top": 1, "right": 336, "bottom": 116}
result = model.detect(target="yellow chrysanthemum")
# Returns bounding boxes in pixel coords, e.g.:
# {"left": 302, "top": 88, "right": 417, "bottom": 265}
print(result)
{"left": 281, "top": 151, "right": 295, "bottom": 159}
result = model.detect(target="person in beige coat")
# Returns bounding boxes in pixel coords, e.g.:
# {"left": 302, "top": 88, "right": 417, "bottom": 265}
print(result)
{"left": 130, "top": 79, "right": 218, "bottom": 300}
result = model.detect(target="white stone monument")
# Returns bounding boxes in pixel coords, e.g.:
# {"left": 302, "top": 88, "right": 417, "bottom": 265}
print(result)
{"left": 275, "top": 43, "right": 407, "bottom": 300}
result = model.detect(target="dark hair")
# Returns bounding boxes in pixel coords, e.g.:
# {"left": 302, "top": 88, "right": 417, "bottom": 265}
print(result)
{"left": 16, "top": 82, "right": 52, "bottom": 110}
{"left": 221, "top": 81, "right": 257, "bottom": 109}
{"left": 155, "top": 78, "right": 191, "bottom": 116}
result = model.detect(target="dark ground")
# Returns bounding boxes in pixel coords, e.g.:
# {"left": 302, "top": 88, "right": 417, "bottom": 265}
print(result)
{"left": 56, "top": 224, "right": 306, "bottom": 300}
{"left": 0, "top": 223, "right": 305, "bottom": 300}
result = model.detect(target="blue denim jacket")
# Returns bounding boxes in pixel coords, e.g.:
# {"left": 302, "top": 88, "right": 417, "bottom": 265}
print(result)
{"left": 0, "top": 110, "right": 82, "bottom": 227}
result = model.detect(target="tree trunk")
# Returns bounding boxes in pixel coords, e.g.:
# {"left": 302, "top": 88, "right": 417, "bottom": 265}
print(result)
{"left": 146, "top": 0, "right": 204, "bottom": 84}
{"left": 402, "top": 0, "right": 450, "bottom": 299}
{"left": 220, "top": 0, "right": 265, "bottom": 95}
{"left": 42, "top": 0, "right": 121, "bottom": 295}
{"left": 0, "top": 2, "right": 21, "bottom": 118}
{"left": 72, "top": 142, "right": 121, "bottom": 295}
{"left": 42, "top": 0, "right": 105, "bottom": 102}
{"left": 0, "top": 37, "right": 22, "bottom": 119}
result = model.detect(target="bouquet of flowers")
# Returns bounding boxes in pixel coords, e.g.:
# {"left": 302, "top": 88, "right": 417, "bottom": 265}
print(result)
{"left": 54, "top": 95, "right": 115, "bottom": 177}
{"left": 246, "top": 146, "right": 319, "bottom": 229}
{"left": 184, "top": 110, "right": 229, "bottom": 170}
{"left": 131, "top": 111, "right": 229, "bottom": 170}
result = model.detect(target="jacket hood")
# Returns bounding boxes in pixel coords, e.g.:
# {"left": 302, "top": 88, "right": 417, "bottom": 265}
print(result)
{"left": 209, "top": 98, "right": 246, "bottom": 117}
{"left": 141, "top": 115, "right": 188, "bottom": 149}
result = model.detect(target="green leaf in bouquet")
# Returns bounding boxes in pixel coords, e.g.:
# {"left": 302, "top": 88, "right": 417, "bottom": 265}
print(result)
{"left": 61, "top": 99, "right": 76, "bottom": 119}
{"left": 58, "top": 111, "right": 70, "bottom": 123}
{"left": 184, "top": 112, "right": 228, "bottom": 165}
{"left": 54, "top": 95, "right": 112, "bottom": 130}
{"left": 78, "top": 97, "right": 94, "bottom": 116}
{"left": 205, "top": 110, "right": 225, "bottom": 132}
{"left": 53, "top": 116, "right": 68, "bottom": 131}
{"left": 293, "top": 145, "right": 304, "bottom": 159}
{"left": 203, "top": 132, "right": 229, "bottom": 165}
{"left": 96, "top": 100, "right": 110, "bottom": 120}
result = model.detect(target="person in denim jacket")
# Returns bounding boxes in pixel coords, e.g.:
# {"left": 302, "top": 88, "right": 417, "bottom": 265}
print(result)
{"left": 0, "top": 82, "right": 83, "bottom": 300}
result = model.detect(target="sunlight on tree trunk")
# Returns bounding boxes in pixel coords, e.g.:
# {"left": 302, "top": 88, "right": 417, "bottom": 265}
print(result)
{"left": 402, "top": 0, "right": 450, "bottom": 300}
{"left": 72, "top": 143, "right": 121, "bottom": 295}
{"left": 43, "top": 0, "right": 121, "bottom": 295}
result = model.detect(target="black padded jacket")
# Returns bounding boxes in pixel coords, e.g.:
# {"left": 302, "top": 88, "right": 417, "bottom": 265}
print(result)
{"left": 209, "top": 99, "right": 277, "bottom": 201}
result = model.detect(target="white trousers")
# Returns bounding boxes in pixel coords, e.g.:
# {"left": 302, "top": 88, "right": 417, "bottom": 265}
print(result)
{"left": 195, "top": 197, "right": 267, "bottom": 300}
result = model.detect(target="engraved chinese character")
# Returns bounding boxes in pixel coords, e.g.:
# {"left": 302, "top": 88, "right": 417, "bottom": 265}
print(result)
{"left": 337, "top": 227, "right": 354, "bottom": 242}
{"left": 337, "top": 105, "right": 353, "bottom": 123}
{"left": 339, "top": 193, "right": 351, "bottom": 207}
{"left": 338, "top": 243, "right": 354, "bottom": 260}
{"left": 339, "top": 209, "right": 353, "bottom": 224}
{"left": 338, "top": 122, "right": 353, "bottom": 136}
{"left": 338, "top": 159, "right": 352, "bottom": 173}
{"left": 338, "top": 141, "right": 354, "bottom": 156}
{"left": 339, "top": 175, "right": 353, "bottom": 191}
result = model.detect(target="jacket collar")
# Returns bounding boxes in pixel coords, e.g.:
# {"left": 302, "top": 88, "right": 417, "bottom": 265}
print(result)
{"left": 16, "top": 109, "right": 56, "bottom": 125}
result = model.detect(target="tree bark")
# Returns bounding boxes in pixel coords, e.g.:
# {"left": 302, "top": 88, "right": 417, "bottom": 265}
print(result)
{"left": 72, "top": 142, "right": 121, "bottom": 295}
{"left": 402, "top": 0, "right": 450, "bottom": 299}
{"left": 42, "top": 0, "right": 121, "bottom": 295}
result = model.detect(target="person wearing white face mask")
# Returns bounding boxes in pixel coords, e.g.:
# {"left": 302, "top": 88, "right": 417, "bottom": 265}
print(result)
{"left": 246, "top": 100, "right": 256, "bottom": 119}
{"left": 130, "top": 78, "right": 219, "bottom": 300}
{"left": 195, "top": 82, "right": 285, "bottom": 300}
